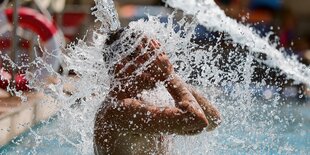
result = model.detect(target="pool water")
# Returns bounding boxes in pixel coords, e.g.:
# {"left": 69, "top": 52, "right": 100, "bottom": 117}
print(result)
{"left": 1, "top": 98, "right": 309, "bottom": 155}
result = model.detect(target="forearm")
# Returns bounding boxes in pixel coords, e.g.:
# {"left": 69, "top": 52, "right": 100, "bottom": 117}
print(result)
{"left": 165, "top": 74, "right": 221, "bottom": 131}
{"left": 186, "top": 85, "right": 221, "bottom": 131}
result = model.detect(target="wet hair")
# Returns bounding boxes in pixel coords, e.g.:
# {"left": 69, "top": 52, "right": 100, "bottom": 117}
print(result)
{"left": 103, "top": 27, "right": 143, "bottom": 66}
{"left": 103, "top": 27, "right": 125, "bottom": 64}
{"left": 103, "top": 27, "right": 144, "bottom": 75}
{"left": 105, "top": 28, "right": 125, "bottom": 46}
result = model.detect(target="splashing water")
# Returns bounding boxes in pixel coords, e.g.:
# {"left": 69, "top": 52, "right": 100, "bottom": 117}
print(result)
{"left": 165, "top": 0, "right": 310, "bottom": 86}
{"left": 1, "top": 0, "right": 309, "bottom": 154}
{"left": 92, "top": 0, "right": 120, "bottom": 32}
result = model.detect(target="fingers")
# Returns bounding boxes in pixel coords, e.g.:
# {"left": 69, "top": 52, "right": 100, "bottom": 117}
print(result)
{"left": 134, "top": 37, "right": 158, "bottom": 62}
{"left": 114, "top": 37, "right": 169, "bottom": 79}
{"left": 140, "top": 37, "right": 160, "bottom": 51}
{"left": 135, "top": 47, "right": 157, "bottom": 65}
{"left": 150, "top": 39, "right": 160, "bottom": 50}
{"left": 140, "top": 39, "right": 163, "bottom": 62}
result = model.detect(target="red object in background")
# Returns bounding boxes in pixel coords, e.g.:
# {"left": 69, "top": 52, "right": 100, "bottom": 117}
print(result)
{"left": 62, "top": 12, "right": 86, "bottom": 27}
{"left": 0, "top": 39, "right": 31, "bottom": 50}
{"left": 14, "top": 73, "right": 29, "bottom": 91}
{"left": 0, "top": 71, "right": 10, "bottom": 90}
{"left": 54, "top": 12, "right": 86, "bottom": 41}
{"left": 0, "top": 7, "right": 61, "bottom": 92}
{"left": 0, "top": 70, "right": 10, "bottom": 90}
{"left": 5, "top": 8, "right": 57, "bottom": 42}
{"left": 0, "top": 79, "right": 9, "bottom": 90}
{"left": 0, "top": 70, "right": 30, "bottom": 91}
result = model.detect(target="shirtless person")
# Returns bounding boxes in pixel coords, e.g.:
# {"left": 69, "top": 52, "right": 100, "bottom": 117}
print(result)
{"left": 94, "top": 28, "right": 221, "bottom": 155}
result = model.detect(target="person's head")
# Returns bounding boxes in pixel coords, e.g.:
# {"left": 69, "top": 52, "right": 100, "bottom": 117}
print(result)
{"left": 103, "top": 27, "right": 143, "bottom": 73}
{"left": 103, "top": 27, "right": 161, "bottom": 91}
{"left": 103, "top": 28, "right": 148, "bottom": 79}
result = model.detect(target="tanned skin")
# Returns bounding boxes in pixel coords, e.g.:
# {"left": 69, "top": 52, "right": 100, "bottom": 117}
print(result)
{"left": 94, "top": 38, "right": 221, "bottom": 155}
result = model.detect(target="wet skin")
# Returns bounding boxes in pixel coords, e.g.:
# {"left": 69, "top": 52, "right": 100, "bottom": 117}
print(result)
{"left": 94, "top": 38, "right": 221, "bottom": 155}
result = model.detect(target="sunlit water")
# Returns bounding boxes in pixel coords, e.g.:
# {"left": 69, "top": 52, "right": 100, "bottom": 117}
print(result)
{"left": 1, "top": 0, "right": 310, "bottom": 154}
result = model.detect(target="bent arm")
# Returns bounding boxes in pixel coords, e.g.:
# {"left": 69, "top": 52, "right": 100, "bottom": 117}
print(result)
{"left": 165, "top": 74, "right": 221, "bottom": 131}
{"left": 104, "top": 98, "right": 208, "bottom": 135}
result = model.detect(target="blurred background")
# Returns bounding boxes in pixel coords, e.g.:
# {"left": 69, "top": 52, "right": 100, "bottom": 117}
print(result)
{"left": 0, "top": 0, "right": 309, "bottom": 97}
{"left": 0, "top": 0, "right": 309, "bottom": 98}
{"left": 71, "top": 0, "right": 310, "bottom": 98}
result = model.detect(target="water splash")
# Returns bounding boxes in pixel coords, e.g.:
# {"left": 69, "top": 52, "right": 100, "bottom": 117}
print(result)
{"left": 165, "top": 0, "right": 310, "bottom": 86}
{"left": 91, "top": 0, "right": 120, "bottom": 32}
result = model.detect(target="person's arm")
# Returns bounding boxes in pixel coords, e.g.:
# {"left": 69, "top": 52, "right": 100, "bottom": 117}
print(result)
{"left": 150, "top": 48, "right": 221, "bottom": 131}
{"left": 103, "top": 98, "right": 209, "bottom": 135}
{"left": 161, "top": 71, "right": 221, "bottom": 131}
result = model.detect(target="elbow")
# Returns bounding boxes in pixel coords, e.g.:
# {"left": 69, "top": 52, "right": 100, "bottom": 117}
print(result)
{"left": 189, "top": 112, "right": 209, "bottom": 133}
{"left": 206, "top": 114, "right": 222, "bottom": 131}
{"left": 174, "top": 111, "right": 209, "bottom": 135}
{"left": 184, "top": 115, "right": 221, "bottom": 135}
{"left": 188, "top": 110, "right": 222, "bottom": 133}
{"left": 182, "top": 118, "right": 207, "bottom": 135}
{"left": 184, "top": 128, "right": 204, "bottom": 135}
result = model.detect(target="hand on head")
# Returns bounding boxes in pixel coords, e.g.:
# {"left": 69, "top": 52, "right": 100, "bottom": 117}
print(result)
{"left": 113, "top": 37, "right": 174, "bottom": 91}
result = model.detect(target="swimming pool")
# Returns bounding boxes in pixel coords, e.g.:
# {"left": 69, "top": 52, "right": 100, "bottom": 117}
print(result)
{"left": 1, "top": 98, "right": 309, "bottom": 155}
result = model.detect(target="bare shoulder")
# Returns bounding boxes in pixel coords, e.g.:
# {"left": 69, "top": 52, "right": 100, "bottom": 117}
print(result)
{"left": 93, "top": 97, "right": 119, "bottom": 153}
{"left": 94, "top": 97, "right": 139, "bottom": 129}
